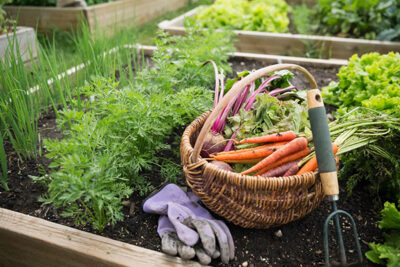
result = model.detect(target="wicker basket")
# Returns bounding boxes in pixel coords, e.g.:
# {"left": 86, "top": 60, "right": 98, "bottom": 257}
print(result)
{"left": 180, "top": 64, "right": 332, "bottom": 229}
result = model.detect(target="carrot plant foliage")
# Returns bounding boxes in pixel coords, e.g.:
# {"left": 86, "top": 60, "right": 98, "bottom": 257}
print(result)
{"left": 34, "top": 29, "right": 234, "bottom": 231}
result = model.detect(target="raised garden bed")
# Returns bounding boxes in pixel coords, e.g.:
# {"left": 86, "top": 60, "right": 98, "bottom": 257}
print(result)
{"left": 158, "top": 6, "right": 400, "bottom": 60}
{"left": 0, "top": 207, "right": 200, "bottom": 266}
{"left": 4, "top": 0, "right": 194, "bottom": 35}
{"left": 0, "top": 26, "right": 37, "bottom": 63}
{"left": 0, "top": 52, "right": 383, "bottom": 266}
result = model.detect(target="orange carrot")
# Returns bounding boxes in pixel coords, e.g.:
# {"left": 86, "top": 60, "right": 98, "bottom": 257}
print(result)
{"left": 214, "top": 141, "right": 289, "bottom": 156}
{"left": 241, "top": 137, "right": 309, "bottom": 175}
{"left": 219, "top": 158, "right": 264, "bottom": 164}
{"left": 211, "top": 144, "right": 286, "bottom": 161}
{"left": 296, "top": 143, "right": 338, "bottom": 175}
{"left": 236, "top": 131, "right": 297, "bottom": 144}
{"left": 255, "top": 147, "right": 311, "bottom": 176}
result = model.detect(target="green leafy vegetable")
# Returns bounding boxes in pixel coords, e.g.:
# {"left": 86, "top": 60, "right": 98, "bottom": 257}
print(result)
{"left": 192, "top": 0, "right": 290, "bottom": 33}
{"left": 366, "top": 201, "right": 400, "bottom": 267}
{"left": 322, "top": 52, "right": 400, "bottom": 116}
{"left": 322, "top": 52, "right": 400, "bottom": 203}
{"left": 225, "top": 94, "right": 309, "bottom": 147}
{"left": 314, "top": 0, "right": 400, "bottom": 41}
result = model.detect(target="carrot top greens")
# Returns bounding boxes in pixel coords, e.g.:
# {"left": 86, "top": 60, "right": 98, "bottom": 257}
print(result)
{"left": 32, "top": 29, "right": 234, "bottom": 231}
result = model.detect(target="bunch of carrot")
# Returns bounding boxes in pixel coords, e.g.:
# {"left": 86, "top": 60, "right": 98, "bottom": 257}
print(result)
{"left": 210, "top": 131, "right": 338, "bottom": 177}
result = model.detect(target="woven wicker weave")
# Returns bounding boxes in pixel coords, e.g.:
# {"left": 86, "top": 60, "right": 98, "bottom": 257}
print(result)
{"left": 180, "top": 64, "right": 329, "bottom": 229}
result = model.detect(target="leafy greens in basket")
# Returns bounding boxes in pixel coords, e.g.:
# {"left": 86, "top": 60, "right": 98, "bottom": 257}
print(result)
{"left": 225, "top": 94, "right": 310, "bottom": 149}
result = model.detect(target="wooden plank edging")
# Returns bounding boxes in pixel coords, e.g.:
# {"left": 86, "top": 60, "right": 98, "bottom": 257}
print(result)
{"left": 137, "top": 44, "right": 348, "bottom": 67}
{"left": 158, "top": 6, "right": 400, "bottom": 60}
{"left": 0, "top": 26, "right": 38, "bottom": 63}
{"left": 4, "top": 0, "right": 191, "bottom": 35}
{"left": 0, "top": 207, "right": 201, "bottom": 267}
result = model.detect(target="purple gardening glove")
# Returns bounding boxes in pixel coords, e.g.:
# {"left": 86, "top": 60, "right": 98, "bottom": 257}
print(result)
{"left": 158, "top": 215, "right": 213, "bottom": 264}
{"left": 143, "top": 184, "right": 235, "bottom": 264}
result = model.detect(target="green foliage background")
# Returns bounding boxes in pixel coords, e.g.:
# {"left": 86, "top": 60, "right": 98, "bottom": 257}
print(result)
{"left": 313, "top": 0, "right": 400, "bottom": 41}
{"left": 36, "top": 28, "right": 234, "bottom": 231}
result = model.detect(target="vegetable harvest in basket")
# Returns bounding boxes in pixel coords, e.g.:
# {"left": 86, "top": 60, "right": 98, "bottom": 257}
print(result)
{"left": 201, "top": 63, "right": 400, "bottom": 177}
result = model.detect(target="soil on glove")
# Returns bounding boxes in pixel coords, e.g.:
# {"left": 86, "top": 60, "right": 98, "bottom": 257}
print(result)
{"left": 0, "top": 58, "right": 382, "bottom": 266}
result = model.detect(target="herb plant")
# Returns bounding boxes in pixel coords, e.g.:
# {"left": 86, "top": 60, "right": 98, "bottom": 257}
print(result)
{"left": 192, "top": 0, "right": 290, "bottom": 33}
{"left": 36, "top": 28, "right": 234, "bottom": 231}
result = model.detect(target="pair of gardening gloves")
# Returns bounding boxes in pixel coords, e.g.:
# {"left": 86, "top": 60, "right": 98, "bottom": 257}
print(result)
{"left": 143, "top": 184, "right": 235, "bottom": 265}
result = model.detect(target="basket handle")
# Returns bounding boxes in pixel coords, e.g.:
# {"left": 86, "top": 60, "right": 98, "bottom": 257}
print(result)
{"left": 191, "top": 63, "right": 318, "bottom": 163}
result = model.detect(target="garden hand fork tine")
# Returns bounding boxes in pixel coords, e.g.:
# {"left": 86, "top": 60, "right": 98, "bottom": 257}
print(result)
{"left": 307, "top": 89, "right": 363, "bottom": 267}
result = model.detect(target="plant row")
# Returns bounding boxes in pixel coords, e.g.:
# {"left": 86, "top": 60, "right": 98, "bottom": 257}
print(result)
{"left": 192, "top": 0, "right": 400, "bottom": 42}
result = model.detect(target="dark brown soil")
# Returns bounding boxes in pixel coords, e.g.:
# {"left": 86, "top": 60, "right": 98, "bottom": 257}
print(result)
{"left": 0, "top": 59, "right": 382, "bottom": 267}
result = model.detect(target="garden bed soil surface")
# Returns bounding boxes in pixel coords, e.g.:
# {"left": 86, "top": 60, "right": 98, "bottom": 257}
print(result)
{"left": 0, "top": 58, "right": 382, "bottom": 266}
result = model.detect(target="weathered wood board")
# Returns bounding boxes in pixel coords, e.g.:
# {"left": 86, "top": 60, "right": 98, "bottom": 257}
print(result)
{"left": 0, "top": 27, "right": 38, "bottom": 63}
{"left": 158, "top": 6, "right": 400, "bottom": 60}
{"left": 4, "top": 0, "right": 192, "bottom": 35}
{"left": 0, "top": 207, "right": 201, "bottom": 267}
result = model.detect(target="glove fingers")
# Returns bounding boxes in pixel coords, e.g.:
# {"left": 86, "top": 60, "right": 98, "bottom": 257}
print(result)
{"left": 177, "top": 242, "right": 196, "bottom": 260}
{"left": 212, "top": 250, "right": 221, "bottom": 259}
{"left": 207, "top": 220, "right": 230, "bottom": 264}
{"left": 215, "top": 220, "right": 235, "bottom": 260}
{"left": 195, "top": 247, "right": 212, "bottom": 265}
{"left": 161, "top": 232, "right": 178, "bottom": 256}
{"left": 168, "top": 203, "right": 199, "bottom": 246}
{"left": 157, "top": 215, "right": 176, "bottom": 238}
{"left": 187, "top": 218, "right": 216, "bottom": 256}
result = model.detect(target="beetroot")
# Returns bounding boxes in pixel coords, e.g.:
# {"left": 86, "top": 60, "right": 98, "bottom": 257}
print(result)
{"left": 209, "top": 160, "right": 233, "bottom": 172}
{"left": 200, "top": 131, "right": 226, "bottom": 158}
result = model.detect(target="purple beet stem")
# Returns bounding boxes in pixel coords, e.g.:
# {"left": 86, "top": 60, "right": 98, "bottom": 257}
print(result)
{"left": 269, "top": 85, "right": 297, "bottom": 97}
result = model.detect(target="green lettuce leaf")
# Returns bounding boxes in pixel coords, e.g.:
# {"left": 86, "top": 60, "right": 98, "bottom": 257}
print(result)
{"left": 379, "top": 202, "right": 400, "bottom": 230}
{"left": 366, "top": 202, "right": 400, "bottom": 266}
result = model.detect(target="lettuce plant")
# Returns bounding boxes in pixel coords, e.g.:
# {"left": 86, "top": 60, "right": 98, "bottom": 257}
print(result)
{"left": 192, "top": 0, "right": 290, "bottom": 33}
{"left": 366, "top": 201, "right": 400, "bottom": 267}
{"left": 322, "top": 52, "right": 400, "bottom": 116}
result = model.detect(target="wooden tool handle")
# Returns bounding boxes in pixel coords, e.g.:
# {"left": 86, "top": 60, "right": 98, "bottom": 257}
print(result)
{"left": 307, "top": 89, "right": 339, "bottom": 198}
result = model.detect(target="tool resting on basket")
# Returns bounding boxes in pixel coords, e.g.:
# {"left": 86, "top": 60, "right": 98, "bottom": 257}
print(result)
{"left": 307, "top": 89, "right": 363, "bottom": 266}
{"left": 181, "top": 63, "right": 330, "bottom": 229}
